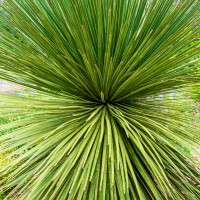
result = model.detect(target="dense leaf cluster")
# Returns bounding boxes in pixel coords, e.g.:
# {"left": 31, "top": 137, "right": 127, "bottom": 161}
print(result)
{"left": 0, "top": 0, "right": 200, "bottom": 199}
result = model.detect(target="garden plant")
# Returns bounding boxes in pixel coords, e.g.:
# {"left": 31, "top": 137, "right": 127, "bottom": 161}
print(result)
{"left": 0, "top": 0, "right": 200, "bottom": 199}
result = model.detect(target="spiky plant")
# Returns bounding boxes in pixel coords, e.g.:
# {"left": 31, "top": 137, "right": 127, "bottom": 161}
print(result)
{"left": 0, "top": 0, "right": 200, "bottom": 199}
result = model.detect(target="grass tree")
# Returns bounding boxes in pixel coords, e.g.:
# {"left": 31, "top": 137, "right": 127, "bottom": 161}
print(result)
{"left": 0, "top": 0, "right": 200, "bottom": 199}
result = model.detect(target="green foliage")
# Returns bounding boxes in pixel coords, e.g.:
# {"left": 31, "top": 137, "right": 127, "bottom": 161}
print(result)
{"left": 0, "top": 0, "right": 200, "bottom": 199}
{"left": 0, "top": 193, "right": 6, "bottom": 200}
{"left": 0, "top": 118, "right": 12, "bottom": 199}
{"left": 0, "top": 152, "right": 10, "bottom": 199}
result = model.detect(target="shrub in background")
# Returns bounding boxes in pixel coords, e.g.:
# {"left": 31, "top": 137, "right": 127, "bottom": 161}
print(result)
{"left": 0, "top": 0, "right": 200, "bottom": 199}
